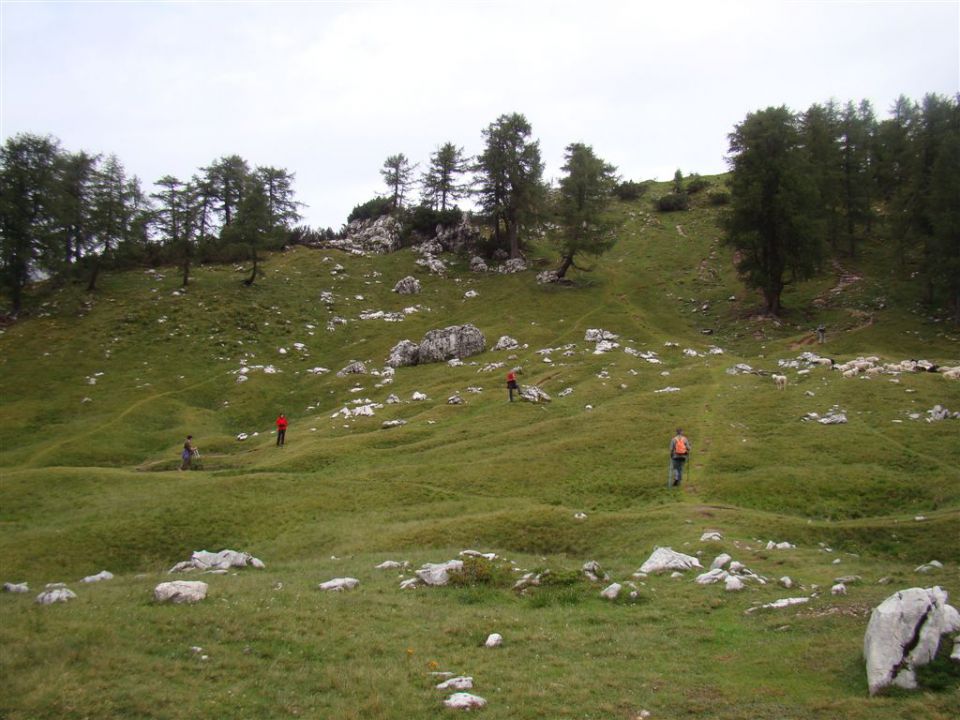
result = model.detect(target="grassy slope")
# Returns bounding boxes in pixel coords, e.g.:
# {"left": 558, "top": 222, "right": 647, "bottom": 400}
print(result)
{"left": 1, "top": 180, "right": 958, "bottom": 719}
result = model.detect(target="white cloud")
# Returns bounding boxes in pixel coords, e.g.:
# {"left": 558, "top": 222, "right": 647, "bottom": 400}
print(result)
{"left": 2, "top": 0, "right": 957, "bottom": 228}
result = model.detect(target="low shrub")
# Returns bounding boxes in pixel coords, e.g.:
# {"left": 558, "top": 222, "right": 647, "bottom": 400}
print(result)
{"left": 657, "top": 193, "right": 690, "bottom": 212}
{"left": 614, "top": 180, "right": 650, "bottom": 201}
{"left": 347, "top": 196, "right": 394, "bottom": 224}
{"left": 707, "top": 190, "right": 731, "bottom": 206}
{"left": 687, "top": 176, "right": 711, "bottom": 194}
{"left": 448, "top": 555, "right": 517, "bottom": 588}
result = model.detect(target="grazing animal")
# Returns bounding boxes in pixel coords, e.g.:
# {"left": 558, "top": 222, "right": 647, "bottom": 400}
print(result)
{"left": 773, "top": 374, "right": 787, "bottom": 390}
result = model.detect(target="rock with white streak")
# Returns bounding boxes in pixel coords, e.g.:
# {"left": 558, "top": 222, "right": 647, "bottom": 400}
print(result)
{"left": 436, "top": 676, "right": 474, "bottom": 691}
{"left": 444, "top": 693, "right": 487, "bottom": 710}
{"left": 81, "top": 570, "right": 114, "bottom": 583}
{"left": 319, "top": 577, "right": 359, "bottom": 592}
{"left": 864, "top": 586, "right": 960, "bottom": 695}
{"left": 154, "top": 581, "right": 208, "bottom": 604}
{"left": 416, "top": 560, "right": 463, "bottom": 586}
{"left": 484, "top": 633, "right": 503, "bottom": 647}
{"left": 639, "top": 547, "right": 703, "bottom": 574}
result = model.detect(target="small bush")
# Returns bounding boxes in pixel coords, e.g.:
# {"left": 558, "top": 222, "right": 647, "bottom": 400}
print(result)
{"left": 448, "top": 555, "right": 516, "bottom": 588}
{"left": 403, "top": 205, "right": 463, "bottom": 237}
{"left": 707, "top": 190, "right": 731, "bottom": 206}
{"left": 614, "top": 180, "right": 650, "bottom": 201}
{"left": 687, "top": 176, "right": 711, "bottom": 194}
{"left": 347, "top": 196, "right": 394, "bottom": 224}
{"left": 657, "top": 193, "right": 690, "bottom": 212}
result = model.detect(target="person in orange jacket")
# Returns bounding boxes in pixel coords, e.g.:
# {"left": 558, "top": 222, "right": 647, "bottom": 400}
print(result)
{"left": 276, "top": 413, "right": 288, "bottom": 447}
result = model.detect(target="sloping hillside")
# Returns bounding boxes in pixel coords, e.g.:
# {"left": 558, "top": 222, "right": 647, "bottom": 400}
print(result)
{"left": 1, "top": 180, "right": 958, "bottom": 719}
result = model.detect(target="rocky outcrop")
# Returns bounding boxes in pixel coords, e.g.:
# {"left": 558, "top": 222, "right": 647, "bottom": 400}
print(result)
{"left": 434, "top": 217, "right": 481, "bottom": 254}
{"left": 418, "top": 324, "right": 486, "bottom": 364}
{"left": 341, "top": 215, "right": 402, "bottom": 254}
{"left": 864, "top": 586, "right": 960, "bottom": 695}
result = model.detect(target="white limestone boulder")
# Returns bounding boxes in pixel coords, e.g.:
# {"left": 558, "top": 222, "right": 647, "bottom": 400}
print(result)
{"left": 81, "top": 570, "right": 114, "bottom": 583}
{"left": 484, "top": 633, "right": 503, "bottom": 647}
{"left": 436, "top": 676, "right": 473, "bottom": 691}
{"left": 444, "top": 693, "right": 487, "bottom": 710}
{"left": 386, "top": 340, "right": 420, "bottom": 368}
{"left": 36, "top": 584, "right": 77, "bottom": 605}
{"left": 154, "top": 581, "right": 208, "bottom": 604}
{"left": 3, "top": 582, "right": 29, "bottom": 593}
{"left": 319, "top": 577, "right": 360, "bottom": 592}
{"left": 601, "top": 582, "right": 622, "bottom": 600}
{"left": 393, "top": 276, "right": 422, "bottom": 295}
{"left": 416, "top": 560, "right": 463, "bottom": 586}
{"left": 418, "top": 324, "right": 486, "bottom": 364}
{"left": 864, "top": 586, "right": 960, "bottom": 695}
{"left": 638, "top": 547, "right": 703, "bottom": 574}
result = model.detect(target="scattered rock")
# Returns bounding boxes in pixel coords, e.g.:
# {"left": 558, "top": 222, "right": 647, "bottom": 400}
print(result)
{"left": 35, "top": 584, "right": 77, "bottom": 605}
{"left": 638, "top": 547, "right": 702, "bottom": 574}
{"left": 700, "top": 531, "right": 723, "bottom": 542}
{"left": 469, "top": 256, "right": 488, "bottom": 273}
{"left": 319, "top": 577, "right": 360, "bottom": 592}
{"left": 601, "top": 582, "right": 622, "bottom": 600}
{"left": 3, "top": 582, "right": 29, "bottom": 593}
{"left": 519, "top": 385, "right": 551, "bottom": 403}
{"left": 382, "top": 419, "right": 407, "bottom": 429}
{"left": 336, "top": 360, "right": 368, "bottom": 377}
{"left": 81, "top": 570, "right": 114, "bottom": 583}
{"left": 393, "top": 276, "right": 422, "bottom": 295}
{"left": 484, "top": 633, "right": 503, "bottom": 647}
{"left": 154, "top": 581, "right": 208, "bottom": 604}
{"left": 437, "top": 676, "right": 474, "bottom": 691}
{"left": 915, "top": 560, "right": 943, "bottom": 573}
{"left": 744, "top": 597, "right": 810, "bottom": 614}
{"left": 493, "top": 335, "right": 520, "bottom": 351}
{"left": 537, "top": 270, "right": 560, "bottom": 284}
{"left": 444, "top": 693, "right": 487, "bottom": 710}
{"left": 582, "top": 561, "right": 609, "bottom": 583}
{"left": 416, "top": 560, "right": 464, "bottom": 586}
{"left": 168, "top": 549, "right": 265, "bottom": 573}
{"left": 375, "top": 560, "right": 408, "bottom": 570}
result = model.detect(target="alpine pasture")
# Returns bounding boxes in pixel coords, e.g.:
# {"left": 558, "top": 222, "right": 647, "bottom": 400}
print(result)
{"left": 1, "top": 180, "right": 958, "bottom": 719}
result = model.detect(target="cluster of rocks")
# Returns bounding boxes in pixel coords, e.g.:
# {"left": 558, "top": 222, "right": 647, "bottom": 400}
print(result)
{"left": 800, "top": 405, "right": 847, "bottom": 425}
{"left": 386, "top": 324, "right": 486, "bottom": 368}
{"left": 337, "top": 215, "right": 402, "bottom": 255}
{"left": 168, "top": 549, "right": 266, "bottom": 574}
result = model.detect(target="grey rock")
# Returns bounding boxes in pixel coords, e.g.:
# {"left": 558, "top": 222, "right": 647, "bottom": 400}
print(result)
{"left": 154, "top": 581, "right": 208, "bottom": 604}
{"left": 864, "top": 586, "right": 960, "bottom": 695}
{"left": 415, "top": 560, "right": 464, "bottom": 586}
{"left": 336, "top": 360, "right": 368, "bottom": 377}
{"left": 418, "top": 324, "right": 486, "bottom": 364}
{"left": 392, "top": 276, "right": 421, "bottom": 295}
{"left": 385, "top": 339, "right": 420, "bottom": 368}
{"left": 3, "top": 582, "right": 29, "bottom": 593}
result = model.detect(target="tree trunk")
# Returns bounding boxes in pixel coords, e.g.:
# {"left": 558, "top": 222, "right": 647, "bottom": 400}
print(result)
{"left": 763, "top": 284, "right": 783, "bottom": 316}
{"left": 86, "top": 258, "right": 101, "bottom": 293}
{"left": 244, "top": 244, "right": 259, "bottom": 286}
{"left": 507, "top": 219, "right": 520, "bottom": 259}
{"left": 556, "top": 253, "right": 574, "bottom": 279}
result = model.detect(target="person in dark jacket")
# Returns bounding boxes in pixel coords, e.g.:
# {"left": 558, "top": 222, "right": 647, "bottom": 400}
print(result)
{"left": 180, "top": 435, "right": 196, "bottom": 471}
{"left": 506, "top": 370, "right": 519, "bottom": 402}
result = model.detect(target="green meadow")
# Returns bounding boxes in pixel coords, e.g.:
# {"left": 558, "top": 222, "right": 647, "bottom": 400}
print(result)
{"left": 1, "top": 181, "right": 958, "bottom": 719}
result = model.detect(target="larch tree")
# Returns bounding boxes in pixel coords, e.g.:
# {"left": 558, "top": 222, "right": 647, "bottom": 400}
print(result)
{"left": 724, "top": 106, "right": 825, "bottom": 316}
{"left": 420, "top": 143, "right": 470, "bottom": 211}
{"left": 553, "top": 142, "right": 619, "bottom": 279}
{"left": 380, "top": 153, "right": 417, "bottom": 209}
{"left": 474, "top": 113, "right": 545, "bottom": 259}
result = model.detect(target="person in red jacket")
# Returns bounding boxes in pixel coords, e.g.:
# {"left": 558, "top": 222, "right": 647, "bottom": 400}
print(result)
{"left": 276, "top": 413, "right": 288, "bottom": 447}
{"left": 506, "top": 370, "right": 519, "bottom": 402}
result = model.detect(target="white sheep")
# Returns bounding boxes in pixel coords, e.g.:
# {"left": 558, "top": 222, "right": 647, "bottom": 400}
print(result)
{"left": 773, "top": 374, "right": 788, "bottom": 390}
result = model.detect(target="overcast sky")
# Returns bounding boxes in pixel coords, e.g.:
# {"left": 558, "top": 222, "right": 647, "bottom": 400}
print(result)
{"left": 2, "top": 0, "right": 958, "bottom": 229}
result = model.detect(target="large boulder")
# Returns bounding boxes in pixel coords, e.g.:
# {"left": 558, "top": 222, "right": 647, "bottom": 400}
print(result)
{"left": 864, "top": 586, "right": 960, "bottom": 695}
{"left": 386, "top": 340, "right": 420, "bottom": 368}
{"left": 418, "top": 324, "right": 486, "bottom": 364}
{"left": 434, "top": 217, "right": 481, "bottom": 254}
{"left": 519, "top": 385, "right": 551, "bottom": 403}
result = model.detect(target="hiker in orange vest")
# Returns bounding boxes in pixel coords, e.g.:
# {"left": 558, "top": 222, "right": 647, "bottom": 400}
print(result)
{"left": 276, "top": 413, "right": 288, "bottom": 447}
{"left": 669, "top": 428, "right": 691, "bottom": 487}
{"left": 506, "top": 370, "right": 519, "bottom": 402}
